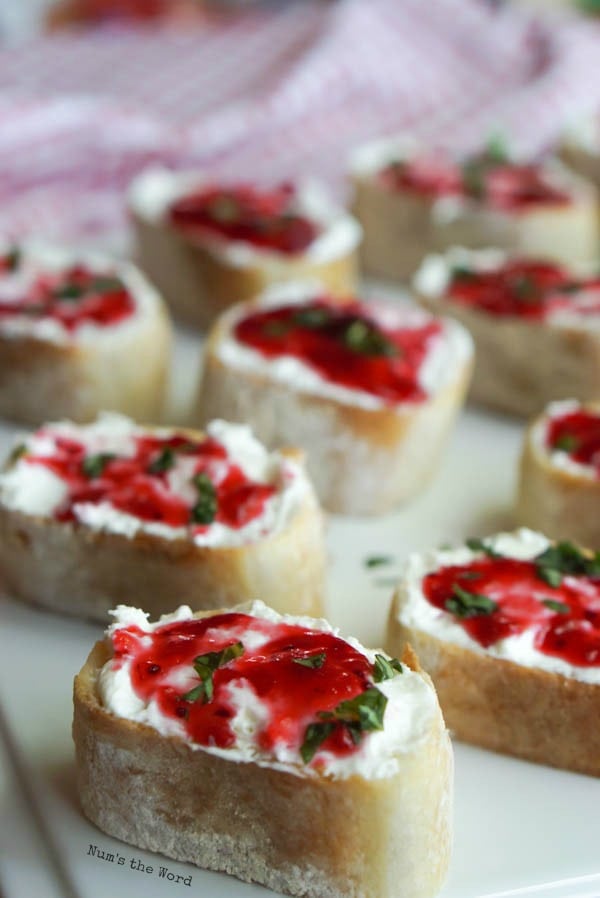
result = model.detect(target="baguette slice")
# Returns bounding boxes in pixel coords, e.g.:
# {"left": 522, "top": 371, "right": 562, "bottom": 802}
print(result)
{"left": 0, "top": 415, "right": 325, "bottom": 621}
{"left": 350, "top": 137, "right": 599, "bottom": 281}
{"left": 386, "top": 529, "right": 600, "bottom": 776}
{"left": 195, "top": 282, "right": 473, "bottom": 515}
{"left": 129, "top": 169, "right": 361, "bottom": 330}
{"left": 0, "top": 241, "right": 171, "bottom": 426}
{"left": 414, "top": 246, "right": 600, "bottom": 417}
{"left": 73, "top": 601, "right": 453, "bottom": 898}
{"left": 517, "top": 400, "right": 600, "bottom": 549}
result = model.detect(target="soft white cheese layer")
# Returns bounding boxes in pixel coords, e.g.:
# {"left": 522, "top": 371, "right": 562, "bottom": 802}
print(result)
{"left": 99, "top": 600, "right": 441, "bottom": 781}
{"left": 0, "top": 414, "right": 310, "bottom": 547}
{"left": 215, "top": 281, "right": 473, "bottom": 411}
{"left": 413, "top": 247, "right": 600, "bottom": 330}
{"left": 531, "top": 400, "right": 598, "bottom": 481}
{"left": 0, "top": 240, "right": 163, "bottom": 345}
{"left": 128, "top": 167, "right": 361, "bottom": 266}
{"left": 395, "top": 528, "right": 600, "bottom": 685}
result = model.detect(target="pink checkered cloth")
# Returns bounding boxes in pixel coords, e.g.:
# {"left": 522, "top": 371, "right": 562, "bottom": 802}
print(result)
{"left": 0, "top": 0, "right": 598, "bottom": 246}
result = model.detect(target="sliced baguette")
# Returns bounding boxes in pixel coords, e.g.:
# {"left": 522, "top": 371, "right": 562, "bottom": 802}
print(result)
{"left": 0, "top": 243, "right": 171, "bottom": 427}
{"left": 386, "top": 529, "right": 600, "bottom": 776}
{"left": 350, "top": 138, "right": 599, "bottom": 281}
{"left": 73, "top": 603, "right": 453, "bottom": 898}
{"left": 414, "top": 247, "right": 600, "bottom": 418}
{"left": 517, "top": 401, "right": 600, "bottom": 549}
{"left": 0, "top": 417, "right": 325, "bottom": 621}
{"left": 129, "top": 169, "right": 361, "bottom": 330}
{"left": 195, "top": 283, "right": 473, "bottom": 515}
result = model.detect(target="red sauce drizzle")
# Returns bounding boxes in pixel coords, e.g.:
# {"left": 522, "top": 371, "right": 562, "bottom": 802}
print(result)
{"left": 168, "top": 183, "right": 319, "bottom": 255}
{"left": 233, "top": 299, "right": 443, "bottom": 404}
{"left": 25, "top": 432, "right": 276, "bottom": 533}
{"left": 380, "top": 154, "right": 571, "bottom": 211}
{"left": 423, "top": 556, "right": 600, "bottom": 666}
{"left": 0, "top": 263, "right": 135, "bottom": 331}
{"left": 447, "top": 260, "right": 600, "bottom": 320}
{"left": 112, "top": 612, "right": 375, "bottom": 760}
{"left": 546, "top": 409, "right": 600, "bottom": 477}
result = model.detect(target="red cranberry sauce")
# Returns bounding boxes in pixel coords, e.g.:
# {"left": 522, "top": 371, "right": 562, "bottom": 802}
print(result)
{"left": 546, "top": 409, "right": 600, "bottom": 476}
{"left": 234, "top": 299, "right": 443, "bottom": 404}
{"left": 423, "top": 556, "right": 600, "bottom": 666}
{"left": 168, "top": 183, "right": 319, "bottom": 255}
{"left": 380, "top": 150, "right": 570, "bottom": 210}
{"left": 25, "top": 431, "right": 276, "bottom": 533}
{"left": 446, "top": 259, "right": 600, "bottom": 320}
{"left": 112, "top": 612, "right": 377, "bottom": 762}
{"left": 0, "top": 261, "right": 135, "bottom": 332}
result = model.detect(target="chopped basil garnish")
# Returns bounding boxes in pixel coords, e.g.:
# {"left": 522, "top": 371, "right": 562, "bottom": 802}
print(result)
{"left": 300, "top": 686, "right": 387, "bottom": 763}
{"left": 343, "top": 319, "right": 398, "bottom": 357}
{"left": 190, "top": 472, "right": 217, "bottom": 524}
{"left": 534, "top": 541, "right": 600, "bottom": 587}
{"left": 5, "top": 246, "right": 20, "bottom": 271}
{"left": 208, "top": 196, "right": 240, "bottom": 223}
{"left": 53, "top": 282, "right": 85, "bottom": 301}
{"left": 147, "top": 446, "right": 176, "bottom": 474}
{"left": 465, "top": 537, "right": 501, "bottom": 558}
{"left": 542, "top": 598, "right": 570, "bottom": 614}
{"left": 373, "top": 653, "right": 403, "bottom": 682}
{"left": 553, "top": 434, "right": 579, "bottom": 453}
{"left": 8, "top": 443, "right": 27, "bottom": 465}
{"left": 459, "top": 571, "right": 482, "bottom": 580}
{"left": 293, "top": 307, "right": 331, "bottom": 329}
{"left": 82, "top": 453, "right": 116, "bottom": 478}
{"left": 445, "top": 583, "right": 498, "bottom": 618}
{"left": 181, "top": 641, "right": 244, "bottom": 704}
{"left": 513, "top": 275, "right": 537, "bottom": 301}
{"left": 485, "top": 134, "right": 509, "bottom": 164}
{"left": 365, "top": 555, "right": 394, "bottom": 568}
{"left": 90, "top": 275, "right": 124, "bottom": 294}
{"left": 292, "top": 652, "right": 326, "bottom": 669}
{"left": 450, "top": 265, "right": 473, "bottom": 281}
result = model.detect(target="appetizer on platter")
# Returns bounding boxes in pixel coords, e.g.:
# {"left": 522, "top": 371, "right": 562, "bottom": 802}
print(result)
{"left": 387, "top": 529, "right": 600, "bottom": 776}
{"left": 196, "top": 282, "right": 473, "bottom": 515}
{"left": 0, "top": 242, "right": 171, "bottom": 426}
{"left": 414, "top": 247, "right": 600, "bottom": 417}
{"left": 350, "top": 137, "right": 598, "bottom": 280}
{"left": 129, "top": 168, "right": 361, "bottom": 329}
{"left": 74, "top": 601, "right": 453, "bottom": 898}
{"left": 0, "top": 415, "right": 325, "bottom": 621}
{"left": 518, "top": 400, "right": 600, "bottom": 548}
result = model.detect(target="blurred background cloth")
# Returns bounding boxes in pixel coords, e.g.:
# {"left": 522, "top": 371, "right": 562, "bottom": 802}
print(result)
{"left": 0, "top": 0, "right": 598, "bottom": 247}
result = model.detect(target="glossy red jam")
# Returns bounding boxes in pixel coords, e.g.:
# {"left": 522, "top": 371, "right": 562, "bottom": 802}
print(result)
{"left": 546, "top": 409, "right": 600, "bottom": 476}
{"left": 380, "top": 153, "right": 570, "bottom": 211}
{"left": 0, "top": 263, "right": 135, "bottom": 332}
{"left": 112, "top": 612, "right": 376, "bottom": 761}
{"left": 447, "top": 260, "right": 600, "bottom": 319}
{"left": 234, "top": 299, "right": 443, "bottom": 404}
{"left": 423, "top": 556, "right": 600, "bottom": 666}
{"left": 169, "top": 183, "right": 319, "bottom": 255}
{"left": 24, "top": 431, "right": 276, "bottom": 533}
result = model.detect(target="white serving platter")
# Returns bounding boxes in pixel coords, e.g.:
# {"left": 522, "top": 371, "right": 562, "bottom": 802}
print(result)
{"left": 1, "top": 320, "right": 599, "bottom": 898}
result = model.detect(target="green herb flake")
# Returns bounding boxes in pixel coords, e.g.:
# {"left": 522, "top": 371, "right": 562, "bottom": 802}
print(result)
{"left": 373, "top": 653, "right": 403, "bottom": 682}
{"left": 293, "top": 306, "right": 332, "bottom": 329}
{"left": 343, "top": 319, "right": 398, "bottom": 357}
{"left": 542, "top": 598, "right": 570, "bottom": 615}
{"left": 535, "top": 541, "right": 600, "bottom": 587}
{"left": 91, "top": 275, "right": 124, "bottom": 294}
{"left": 450, "top": 265, "right": 474, "bottom": 281}
{"left": 292, "top": 652, "right": 326, "bottom": 669}
{"left": 181, "top": 641, "right": 244, "bottom": 704}
{"left": 5, "top": 246, "right": 21, "bottom": 271}
{"left": 466, "top": 537, "right": 501, "bottom": 558}
{"left": 485, "top": 134, "right": 509, "bottom": 164}
{"left": 300, "top": 686, "right": 388, "bottom": 764}
{"left": 459, "top": 571, "right": 483, "bottom": 580}
{"left": 552, "top": 434, "right": 579, "bottom": 453}
{"left": 81, "top": 453, "right": 116, "bottom": 479}
{"left": 147, "top": 446, "right": 176, "bottom": 474}
{"left": 208, "top": 195, "right": 240, "bottom": 224}
{"left": 300, "top": 721, "right": 335, "bottom": 763}
{"left": 190, "top": 472, "right": 217, "bottom": 525}
{"left": 445, "top": 583, "right": 498, "bottom": 618}
{"left": 8, "top": 443, "right": 27, "bottom": 465}
{"left": 365, "top": 555, "right": 394, "bottom": 568}
{"left": 53, "top": 282, "right": 85, "bottom": 301}
{"left": 513, "top": 275, "right": 537, "bottom": 302}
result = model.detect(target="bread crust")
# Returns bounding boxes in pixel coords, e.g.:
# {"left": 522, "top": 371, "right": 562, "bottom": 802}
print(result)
{"left": 132, "top": 212, "right": 358, "bottom": 331}
{"left": 0, "top": 445, "right": 326, "bottom": 622}
{"left": 352, "top": 171, "right": 599, "bottom": 282}
{"left": 386, "top": 594, "right": 600, "bottom": 776}
{"left": 417, "top": 290, "right": 600, "bottom": 418}
{"left": 516, "top": 408, "right": 600, "bottom": 548}
{"left": 73, "top": 634, "right": 453, "bottom": 898}
{"left": 560, "top": 144, "right": 600, "bottom": 191}
{"left": 0, "top": 299, "right": 171, "bottom": 427}
{"left": 195, "top": 304, "right": 472, "bottom": 515}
